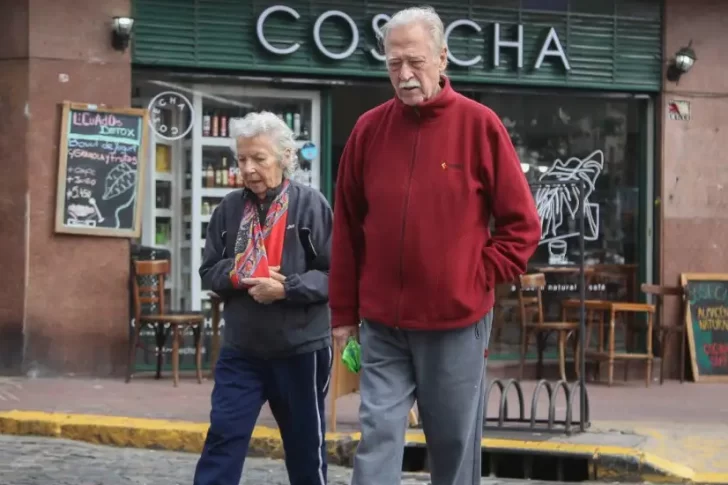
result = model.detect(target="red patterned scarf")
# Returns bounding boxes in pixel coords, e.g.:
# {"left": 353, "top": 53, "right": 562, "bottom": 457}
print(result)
{"left": 229, "top": 180, "right": 290, "bottom": 288}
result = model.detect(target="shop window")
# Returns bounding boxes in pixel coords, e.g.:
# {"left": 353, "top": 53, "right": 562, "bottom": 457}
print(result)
{"left": 478, "top": 92, "right": 641, "bottom": 268}
{"left": 478, "top": 90, "right": 646, "bottom": 361}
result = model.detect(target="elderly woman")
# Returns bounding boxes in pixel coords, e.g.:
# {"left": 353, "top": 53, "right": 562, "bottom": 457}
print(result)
{"left": 193, "top": 111, "right": 333, "bottom": 485}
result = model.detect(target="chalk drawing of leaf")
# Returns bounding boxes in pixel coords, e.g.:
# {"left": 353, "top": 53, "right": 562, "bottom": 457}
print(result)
{"left": 103, "top": 163, "right": 136, "bottom": 200}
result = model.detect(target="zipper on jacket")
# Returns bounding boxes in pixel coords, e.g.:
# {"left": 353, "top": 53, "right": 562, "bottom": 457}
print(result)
{"left": 395, "top": 108, "right": 421, "bottom": 328}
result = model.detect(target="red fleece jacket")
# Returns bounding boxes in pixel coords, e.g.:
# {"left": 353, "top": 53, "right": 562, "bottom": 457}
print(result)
{"left": 330, "top": 77, "right": 541, "bottom": 331}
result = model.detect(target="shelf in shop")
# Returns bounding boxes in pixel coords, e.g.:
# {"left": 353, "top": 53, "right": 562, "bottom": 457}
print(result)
{"left": 183, "top": 214, "right": 212, "bottom": 224}
{"left": 184, "top": 137, "right": 312, "bottom": 150}
{"left": 200, "top": 187, "right": 237, "bottom": 198}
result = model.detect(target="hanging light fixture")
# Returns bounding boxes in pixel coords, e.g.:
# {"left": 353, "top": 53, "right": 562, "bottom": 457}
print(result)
{"left": 674, "top": 41, "right": 697, "bottom": 73}
{"left": 667, "top": 40, "right": 697, "bottom": 84}
{"left": 111, "top": 16, "right": 135, "bottom": 51}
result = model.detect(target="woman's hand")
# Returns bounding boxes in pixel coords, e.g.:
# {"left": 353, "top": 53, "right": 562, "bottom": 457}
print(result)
{"left": 241, "top": 276, "right": 285, "bottom": 304}
{"left": 268, "top": 266, "right": 286, "bottom": 284}
{"left": 241, "top": 267, "right": 287, "bottom": 304}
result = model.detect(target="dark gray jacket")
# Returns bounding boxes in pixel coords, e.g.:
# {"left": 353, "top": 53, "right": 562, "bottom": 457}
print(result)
{"left": 199, "top": 181, "right": 332, "bottom": 358}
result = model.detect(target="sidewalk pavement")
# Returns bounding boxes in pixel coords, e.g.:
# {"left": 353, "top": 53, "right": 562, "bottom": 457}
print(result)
{"left": 0, "top": 435, "right": 589, "bottom": 485}
{"left": 1, "top": 376, "right": 727, "bottom": 483}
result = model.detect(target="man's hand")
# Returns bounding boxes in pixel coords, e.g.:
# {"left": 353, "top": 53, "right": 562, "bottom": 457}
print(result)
{"left": 241, "top": 276, "right": 285, "bottom": 304}
{"left": 332, "top": 325, "right": 358, "bottom": 350}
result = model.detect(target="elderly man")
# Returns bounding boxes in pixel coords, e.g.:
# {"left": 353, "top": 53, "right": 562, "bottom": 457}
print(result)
{"left": 329, "top": 6, "right": 541, "bottom": 485}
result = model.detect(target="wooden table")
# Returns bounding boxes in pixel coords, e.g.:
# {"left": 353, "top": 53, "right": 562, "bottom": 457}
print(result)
{"left": 562, "top": 299, "right": 655, "bottom": 386}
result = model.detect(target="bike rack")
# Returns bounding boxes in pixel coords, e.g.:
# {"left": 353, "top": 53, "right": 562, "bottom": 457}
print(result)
{"left": 483, "top": 378, "right": 590, "bottom": 435}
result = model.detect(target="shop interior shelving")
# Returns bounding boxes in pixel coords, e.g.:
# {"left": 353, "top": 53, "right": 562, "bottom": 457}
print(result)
{"left": 139, "top": 85, "right": 321, "bottom": 315}
{"left": 135, "top": 97, "right": 180, "bottom": 309}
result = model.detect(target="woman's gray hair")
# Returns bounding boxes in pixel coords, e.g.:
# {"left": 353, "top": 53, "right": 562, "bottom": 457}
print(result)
{"left": 229, "top": 111, "right": 299, "bottom": 178}
{"left": 381, "top": 6, "right": 446, "bottom": 55}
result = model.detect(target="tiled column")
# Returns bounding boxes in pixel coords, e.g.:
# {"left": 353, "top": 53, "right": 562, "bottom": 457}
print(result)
{"left": 660, "top": 0, "right": 728, "bottom": 378}
{"left": 0, "top": 0, "right": 132, "bottom": 375}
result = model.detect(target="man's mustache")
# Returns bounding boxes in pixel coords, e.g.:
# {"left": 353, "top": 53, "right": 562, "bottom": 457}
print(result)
{"left": 399, "top": 80, "right": 421, "bottom": 89}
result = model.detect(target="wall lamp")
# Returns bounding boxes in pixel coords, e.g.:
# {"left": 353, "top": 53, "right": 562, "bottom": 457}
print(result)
{"left": 666, "top": 40, "right": 697, "bottom": 84}
{"left": 112, "top": 16, "right": 135, "bottom": 51}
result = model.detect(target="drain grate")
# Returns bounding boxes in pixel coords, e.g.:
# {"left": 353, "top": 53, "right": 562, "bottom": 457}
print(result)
{"left": 402, "top": 446, "right": 591, "bottom": 482}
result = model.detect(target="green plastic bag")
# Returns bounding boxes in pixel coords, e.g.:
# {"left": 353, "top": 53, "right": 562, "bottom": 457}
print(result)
{"left": 341, "top": 337, "right": 361, "bottom": 374}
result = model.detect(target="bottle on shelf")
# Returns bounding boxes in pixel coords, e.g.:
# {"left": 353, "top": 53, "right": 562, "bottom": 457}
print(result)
{"left": 220, "top": 157, "right": 229, "bottom": 187}
{"left": 155, "top": 221, "right": 171, "bottom": 246}
{"left": 205, "top": 163, "right": 216, "bottom": 188}
{"left": 293, "top": 113, "right": 301, "bottom": 139}
{"left": 201, "top": 165, "right": 207, "bottom": 188}
{"left": 202, "top": 112, "right": 211, "bottom": 137}
{"left": 155, "top": 144, "right": 171, "bottom": 172}
{"left": 211, "top": 111, "right": 219, "bottom": 137}
{"left": 220, "top": 113, "right": 228, "bottom": 138}
{"left": 214, "top": 160, "right": 222, "bottom": 187}
{"left": 225, "top": 157, "right": 235, "bottom": 187}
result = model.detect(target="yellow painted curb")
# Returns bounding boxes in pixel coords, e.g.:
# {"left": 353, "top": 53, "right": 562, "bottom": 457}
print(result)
{"left": 1, "top": 410, "right": 727, "bottom": 484}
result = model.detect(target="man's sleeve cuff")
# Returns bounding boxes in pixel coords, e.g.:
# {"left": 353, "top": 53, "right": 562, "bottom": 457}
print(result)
{"left": 331, "top": 308, "right": 359, "bottom": 328}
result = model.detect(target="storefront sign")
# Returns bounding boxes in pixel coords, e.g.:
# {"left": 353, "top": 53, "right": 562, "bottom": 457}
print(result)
{"left": 55, "top": 102, "right": 148, "bottom": 238}
{"left": 256, "top": 6, "right": 570, "bottom": 71}
{"left": 668, "top": 99, "right": 691, "bottom": 121}
{"left": 681, "top": 273, "right": 728, "bottom": 382}
{"left": 147, "top": 91, "right": 194, "bottom": 141}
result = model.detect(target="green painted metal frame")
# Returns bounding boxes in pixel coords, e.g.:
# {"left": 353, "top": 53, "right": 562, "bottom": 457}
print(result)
{"left": 131, "top": 0, "right": 663, "bottom": 92}
{"left": 321, "top": 88, "right": 333, "bottom": 201}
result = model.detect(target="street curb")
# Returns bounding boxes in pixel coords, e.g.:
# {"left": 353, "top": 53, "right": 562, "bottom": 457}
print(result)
{"left": 0, "top": 411, "right": 726, "bottom": 484}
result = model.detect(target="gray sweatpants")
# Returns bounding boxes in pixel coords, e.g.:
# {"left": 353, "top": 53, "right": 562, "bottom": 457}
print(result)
{"left": 351, "top": 313, "right": 492, "bottom": 485}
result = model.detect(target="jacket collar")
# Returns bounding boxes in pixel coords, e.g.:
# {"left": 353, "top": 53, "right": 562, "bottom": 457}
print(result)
{"left": 394, "top": 75, "right": 457, "bottom": 120}
{"left": 242, "top": 179, "right": 287, "bottom": 202}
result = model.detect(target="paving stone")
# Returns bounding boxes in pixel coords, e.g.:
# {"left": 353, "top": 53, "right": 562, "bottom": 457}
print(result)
{"left": 0, "top": 435, "right": 581, "bottom": 485}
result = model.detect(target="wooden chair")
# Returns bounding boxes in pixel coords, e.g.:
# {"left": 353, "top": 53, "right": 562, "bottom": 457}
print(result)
{"left": 126, "top": 259, "right": 205, "bottom": 387}
{"left": 641, "top": 284, "right": 686, "bottom": 384}
{"left": 518, "top": 273, "right": 579, "bottom": 381}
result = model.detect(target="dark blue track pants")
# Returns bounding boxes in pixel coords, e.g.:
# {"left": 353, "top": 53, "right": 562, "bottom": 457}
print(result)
{"left": 193, "top": 345, "right": 332, "bottom": 485}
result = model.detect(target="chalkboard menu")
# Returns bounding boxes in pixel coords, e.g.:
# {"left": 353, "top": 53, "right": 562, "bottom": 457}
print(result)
{"left": 681, "top": 273, "right": 728, "bottom": 383}
{"left": 54, "top": 102, "right": 149, "bottom": 237}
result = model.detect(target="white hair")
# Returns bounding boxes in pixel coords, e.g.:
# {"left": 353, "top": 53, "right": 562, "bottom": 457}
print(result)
{"left": 229, "top": 111, "right": 298, "bottom": 178}
{"left": 381, "top": 6, "right": 446, "bottom": 55}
